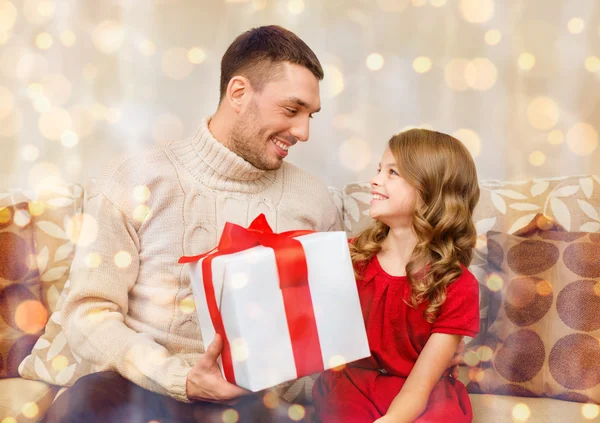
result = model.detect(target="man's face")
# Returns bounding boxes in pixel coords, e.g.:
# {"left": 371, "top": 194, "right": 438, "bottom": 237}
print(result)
{"left": 229, "top": 62, "right": 321, "bottom": 170}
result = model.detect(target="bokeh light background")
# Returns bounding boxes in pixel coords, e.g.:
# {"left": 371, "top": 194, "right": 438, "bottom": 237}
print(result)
{"left": 0, "top": 0, "right": 599, "bottom": 191}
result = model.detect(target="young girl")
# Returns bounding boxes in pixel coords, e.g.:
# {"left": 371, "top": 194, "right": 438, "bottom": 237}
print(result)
{"left": 313, "top": 129, "right": 480, "bottom": 423}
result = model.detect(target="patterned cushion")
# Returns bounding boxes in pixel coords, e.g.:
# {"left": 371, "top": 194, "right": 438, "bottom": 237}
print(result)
{"left": 0, "top": 202, "right": 43, "bottom": 378}
{"left": 466, "top": 227, "right": 600, "bottom": 403}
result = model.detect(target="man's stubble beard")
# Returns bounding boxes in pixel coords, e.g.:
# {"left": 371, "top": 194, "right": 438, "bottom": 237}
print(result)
{"left": 229, "top": 101, "right": 283, "bottom": 171}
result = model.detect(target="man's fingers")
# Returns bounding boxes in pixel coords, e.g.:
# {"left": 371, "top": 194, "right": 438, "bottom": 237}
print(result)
{"left": 205, "top": 333, "right": 223, "bottom": 361}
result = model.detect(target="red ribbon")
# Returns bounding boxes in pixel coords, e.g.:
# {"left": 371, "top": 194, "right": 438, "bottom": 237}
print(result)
{"left": 179, "top": 214, "right": 325, "bottom": 384}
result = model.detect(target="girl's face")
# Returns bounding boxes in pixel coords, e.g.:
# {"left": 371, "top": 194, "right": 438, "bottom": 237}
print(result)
{"left": 369, "top": 148, "right": 418, "bottom": 228}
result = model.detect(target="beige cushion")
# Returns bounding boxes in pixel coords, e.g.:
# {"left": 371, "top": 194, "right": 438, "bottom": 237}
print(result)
{"left": 0, "top": 378, "right": 59, "bottom": 422}
{"left": 467, "top": 228, "right": 600, "bottom": 402}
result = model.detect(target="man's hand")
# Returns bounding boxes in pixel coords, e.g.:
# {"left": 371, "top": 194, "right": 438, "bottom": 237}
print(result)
{"left": 448, "top": 337, "right": 466, "bottom": 379}
{"left": 186, "top": 334, "right": 250, "bottom": 402}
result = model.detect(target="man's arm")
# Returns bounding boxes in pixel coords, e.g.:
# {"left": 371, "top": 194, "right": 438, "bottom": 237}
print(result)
{"left": 62, "top": 191, "right": 194, "bottom": 401}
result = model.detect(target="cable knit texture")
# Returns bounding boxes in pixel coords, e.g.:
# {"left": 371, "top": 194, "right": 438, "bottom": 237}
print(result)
{"left": 62, "top": 117, "right": 342, "bottom": 402}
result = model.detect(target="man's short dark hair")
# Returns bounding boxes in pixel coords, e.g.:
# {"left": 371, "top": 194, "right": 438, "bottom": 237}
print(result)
{"left": 219, "top": 25, "right": 324, "bottom": 102}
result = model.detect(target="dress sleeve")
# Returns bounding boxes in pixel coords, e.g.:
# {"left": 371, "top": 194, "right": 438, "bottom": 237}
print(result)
{"left": 431, "top": 268, "right": 480, "bottom": 337}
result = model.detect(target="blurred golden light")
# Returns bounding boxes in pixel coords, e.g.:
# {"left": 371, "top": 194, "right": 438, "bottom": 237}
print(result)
{"left": 0, "top": 32, "right": 10, "bottom": 45}
{"left": 231, "top": 338, "right": 249, "bottom": 362}
{"left": 444, "top": 58, "right": 470, "bottom": 91}
{"left": 413, "top": 56, "right": 432, "bottom": 73}
{"left": 287, "top": 0, "right": 304, "bottom": 14}
{"left": 548, "top": 129, "right": 564, "bottom": 145}
{"left": 222, "top": 409, "right": 239, "bottom": 423}
{"left": 288, "top": 404, "right": 306, "bottom": 421}
{"left": 231, "top": 272, "right": 249, "bottom": 290}
{"left": 82, "top": 64, "right": 98, "bottom": 80}
{"left": 468, "top": 367, "right": 484, "bottom": 382}
{"left": 377, "top": 0, "right": 410, "bottom": 13}
{"left": 485, "top": 29, "right": 502, "bottom": 46}
{"left": 263, "top": 391, "right": 279, "bottom": 409}
{"left": 453, "top": 128, "right": 481, "bottom": 158}
{"left": 252, "top": 0, "right": 267, "bottom": 10}
{"left": 107, "top": 107, "right": 122, "bottom": 124}
{"left": 512, "top": 403, "right": 531, "bottom": 422}
{"left": 179, "top": 297, "right": 196, "bottom": 314}
{"left": 585, "top": 56, "right": 600, "bottom": 73}
{"left": 0, "top": 1, "right": 17, "bottom": 32}
{"left": 0, "top": 86, "right": 14, "bottom": 118}
{"left": 328, "top": 355, "right": 346, "bottom": 371}
{"left": 412, "top": 0, "right": 427, "bottom": 5}
{"left": 430, "top": 0, "right": 446, "bottom": 7}
{"left": 139, "top": 40, "right": 155, "bottom": 56}
{"left": 465, "top": 58, "right": 497, "bottom": 91}
{"left": 567, "top": 123, "right": 598, "bottom": 156}
{"left": 486, "top": 273, "right": 503, "bottom": 292}
{"left": 459, "top": 0, "right": 494, "bottom": 23}
{"left": 475, "top": 234, "right": 487, "bottom": 250}
{"left": 66, "top": 213, "right": 98, "bottom": 246}
{"left": 568, "top": 18, "right": 585, "bottom": 34}
{"left": 51, "top": 355, "right": 68, "bottom": 371}
{"left": 322, "top": 64, "right": 344, "bottom": 98}
{"left": 162, "top": 47, "right": 194, "bottom": 80}
{"left": 593, "top": 282, "right": 600, "bottom": 297}
{"left": 91, "top": 103, "right": 108, "bottom": 120}
{"left": 37, "top": 0, "right": 55, "bottom": 17}
{"left": 60, "top": 30, "right": 76, "bottom": 47}
{"left": 61, "top": 130, "right": 79, "bottom": 148}
{"left": 114, "top": 251, "right": 132, "bottom": 268}
{"left": 133, "top": 204, "right": 151, "bottom": 223}
{"left": 463, "top": 350, "right": 480, "bottom": 366}
{"left": 92, "top": 20, "right": 125, "bottom": 54}
{"left": 28, "top": 201, "right": 44, "bottom": 216}
{"left": 39, "top": 107, "right": 72, "bottom": 140}
{"left": 366, "top": 53, "right": 385, "bottom": 71}
{"left": 0, "top": 109, "right": 22, "bottom": 137}
{"left": 529, "top": 151, "right": 545, "bottom": 167}
{"left": 582, "top": 404, "right": 600, "bottom": 420}
{"left": 85, "top": 252, "right": 102, "bottom": 268}
{"left": 518, "top": 53, "right": 536, "bottom": 70}
{"left": 14, "top": 209, "right": 31, "bottom": 227}
{"left": 33, "top": 96, "right": 51, "bottom": 113}
{"left": 70, "top": 105, "right": 96, "bottom": 138}
{"left": 36, "top": 32, "right": 53, "bottom": 50}
{"left": 86, "top": 308, "right": 109, "bottom": 324}
{"left": 2, "top": 417, "right": 17, "bottom": 423}
{"left": 339, "top": 138, "right": 372, "bottom": 171}
{"left": 41, "top": 73, "right": 72, "bottom": 106}
{"left": 133, "top": 185, "right": 151, "bottom": 203}
{"left": 15, "top": 300, "right": 47, "bottom": 334}
{"left": 0, "top": 207, "right": 11, "bottom": 224}
{"left": 21, "top": 402, "right": 39, "bottom": 419}
{"left": 536, "top": 280, "right": 552, "bottom": 296}
{"left": 17, "top": 52, "right": 49, "bottom": 80}
{"left": 187, "top": 47, "right": 206, "bottom": 64}
{"left": 28, "top": 162, "right": 64, "bottom": 192}
{"left": 152, "top": 113, "right": 184, "bottom": 142}
{"left": 23, "top": 0, "right": 54, "bottom": 24}
{"left": 476, "top": 346, "right": 494, "bottom": 362}
{"left": 527, "top": 96, "right": 560, "bottom": 130}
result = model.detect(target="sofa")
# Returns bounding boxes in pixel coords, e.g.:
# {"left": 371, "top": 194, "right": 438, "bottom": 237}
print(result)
{"left": 1, "top": 175, "right": 599, "bottom": 422}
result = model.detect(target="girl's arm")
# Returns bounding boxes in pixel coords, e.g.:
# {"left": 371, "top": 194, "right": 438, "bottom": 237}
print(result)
{"left": 377, "top": 333, "right": 462, "bottom": 423}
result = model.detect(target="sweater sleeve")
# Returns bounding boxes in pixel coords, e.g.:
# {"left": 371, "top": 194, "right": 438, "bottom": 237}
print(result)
{"left": 62, "top": 190, "right": 192, "bottom": 402}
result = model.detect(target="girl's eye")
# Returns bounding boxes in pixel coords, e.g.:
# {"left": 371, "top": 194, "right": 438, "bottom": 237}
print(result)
{"left": 376, "top": 168, "right": 381, "bottom": 174}
{"left": 389, "top": 169, "right": 398, "bottom": 176}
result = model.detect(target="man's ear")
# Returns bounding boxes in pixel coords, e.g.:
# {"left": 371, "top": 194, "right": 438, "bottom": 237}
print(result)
{"left": 226, "top": 76, "right": 251, "bottom": 114}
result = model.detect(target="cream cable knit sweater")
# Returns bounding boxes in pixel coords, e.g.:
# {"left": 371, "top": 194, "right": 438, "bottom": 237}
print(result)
{"left": 62, "top": 117, "right": 342, "bottom": 402}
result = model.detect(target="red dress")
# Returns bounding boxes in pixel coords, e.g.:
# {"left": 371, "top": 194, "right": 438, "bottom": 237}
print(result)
{"left": 313, "top": 255, "right": 479, "bottom": 423}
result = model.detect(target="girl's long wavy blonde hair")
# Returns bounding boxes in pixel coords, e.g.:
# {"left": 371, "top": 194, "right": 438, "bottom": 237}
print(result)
{"left": 350, "top": 129, "right": 480, "bottom": 323}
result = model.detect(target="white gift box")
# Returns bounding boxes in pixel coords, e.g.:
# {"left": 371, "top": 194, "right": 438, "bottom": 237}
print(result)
{"left": 188, "top": 231, "right": 371, "bottom": 392}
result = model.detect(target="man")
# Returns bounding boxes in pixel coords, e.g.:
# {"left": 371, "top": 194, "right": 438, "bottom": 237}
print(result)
{"left": 43, "top": 25, "right": 339, "bottom": 423}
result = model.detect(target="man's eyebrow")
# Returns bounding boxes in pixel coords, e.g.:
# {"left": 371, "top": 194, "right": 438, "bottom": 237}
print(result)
{"left": 284, "top": 96, "right": 321, "bottom": 113}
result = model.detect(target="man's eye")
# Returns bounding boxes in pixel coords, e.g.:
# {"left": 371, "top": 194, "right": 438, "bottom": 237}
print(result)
{"left": 285, "top": 108, "right": 297, "bottom": 115}
{"left": 309, "top": 114, "right": 314, "bottom": 119}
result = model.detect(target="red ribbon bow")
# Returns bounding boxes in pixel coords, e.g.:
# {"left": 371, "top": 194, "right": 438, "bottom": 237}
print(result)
{"left": 179, "top": 214, "right": 324, "bottom": 385}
